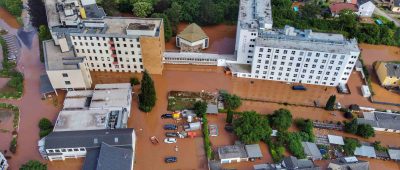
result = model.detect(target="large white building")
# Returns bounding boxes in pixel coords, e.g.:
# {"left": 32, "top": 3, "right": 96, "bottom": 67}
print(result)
{"left": 44, "top": 0, "right": 165, "bottom": 90}
{"left": 228, "top": 0, "right": 360, "bottom": 87}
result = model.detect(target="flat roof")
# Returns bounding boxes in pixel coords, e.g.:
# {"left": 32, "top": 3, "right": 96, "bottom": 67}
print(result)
{"left": 328, "top": 135, "right": 344, "bottom": 145}
{"left": 90, "top": 86, "right": 131, "bottom": 109}
{"left": 388, "top": 149, "right": 400, "bottom": 160}
{"left": 218, "top": 145, "right": 248, "bottom": 159}
{"left": 257, "top": 26, "right": 360, "bottom": 55}
{"left": 245, "top": 144, "right": 263, "bottom": 158}
{"left": 53, "top": 109, "right": 110, "bottom": 132}
{"left": 354, "top": 145, "right": 377, "bottom": 158}
{"left": 102, "top": 17, "right": 161, "bottom": 36}
{"left": 43, "top": 40, "right": 83, "bottom": 70}
{"left": 238, "top": 0, "right": 272, "bottom": 29}
{"left": 227, "top": 63, "right": 251, "bottom": 74}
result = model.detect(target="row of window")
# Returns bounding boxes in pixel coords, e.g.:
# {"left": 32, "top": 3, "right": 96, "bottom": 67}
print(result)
{"left": 73, "top": 41, "right": 140, "bottom": 48}
{"left": 87, "top": 56, "right": 142, "bottom": 63}
{"left": 72, "top": 36, "right": 139, "bottom": 42}
{"left": 258, "top": 48, "right": 358, "bottom": 60}
{"left": 240, "top": 74, "right": 337, "bottom": 86}
{"left": 47, "top": 148, "right": 85, "bottom": 153}
{"left": 164, "top": 57, "right": 218, "bottom": 62}
{"left": 88, "top": 63, "right": 143, "bottom": 69}
{"left": 75, "top": 48, "right": 140, "bottom": 56}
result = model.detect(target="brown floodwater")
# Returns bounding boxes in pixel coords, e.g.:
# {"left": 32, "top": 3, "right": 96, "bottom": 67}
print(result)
{"left": 0, "top": 7, "right": 20, "bottom": 29}
{"left": 165, "top": 23, "right": 237, "bottom": 54}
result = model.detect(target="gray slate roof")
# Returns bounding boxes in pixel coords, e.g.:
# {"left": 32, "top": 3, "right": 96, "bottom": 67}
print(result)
{"left": 358, "top": 111, "right": 400, "bottom": 131}
{"left": 245, "top": 144, "right": 263, "bottom": 158}
{"left": 96, "top": 143, "right": 133, "bottom": 170}
{"left": 283, "top": 156, "right": 320, "bottom": 170}
{"left": 301, "top": 142, "right": 323, "bottom": 160}
{"left": 44, "top": 128, "right": 134, "bottom": 149}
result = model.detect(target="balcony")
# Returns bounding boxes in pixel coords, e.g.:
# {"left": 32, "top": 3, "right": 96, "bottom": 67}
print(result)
{"left": 108, "top": 41, "right": 114, "bottom": 45}
{"left": 113, "top": 61, "right": 118, "bottom": 64}
{"left": 110, "top": 46, "right": 116, "bottom": 50}
{"left": 111, "top": 54, "right": 117, "bottom": 58}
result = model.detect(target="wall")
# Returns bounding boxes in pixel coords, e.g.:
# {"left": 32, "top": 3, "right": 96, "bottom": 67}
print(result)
{"left": 177, "top": 37, "right": 208, "bottom": 49}
{"left": 235, "top": 28, "right": 258, "bottom": 64}
{"left": 47, "top": 69, "right": 91, "bottom": 89}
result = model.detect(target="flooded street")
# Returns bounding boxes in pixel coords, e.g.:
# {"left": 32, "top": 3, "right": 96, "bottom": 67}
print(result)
{"left": 165, "top": 23, "right": 237, "bottom": 54}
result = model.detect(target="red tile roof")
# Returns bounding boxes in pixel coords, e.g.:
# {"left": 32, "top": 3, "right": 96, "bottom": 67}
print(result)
{"left": 329, "top": 3, "right": 358, "bottom": 14}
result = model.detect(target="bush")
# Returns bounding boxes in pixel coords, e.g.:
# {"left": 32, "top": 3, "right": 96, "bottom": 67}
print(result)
{"left": 9, "top": 137, "right": 17, "bottom": 153}
{"left": 295, "top": 118, "right": 315, "bottom": 142}
{"left": 268, "top": 142, "right": 285, "bottom": 162}
{"left": 226, "top": 109, "right": 233, "bottom": 124}
{"left": 220, "top": 91, "right": 242, "bottom": 110}
{"left": 344, "top": 111, "right": 354, "bottom": 119}
{"left": 39, "top": 118, "right": 52, "bottom": 130}
{"left": 20, "top": 160, "right": 47, "bottom": 170}
{"left": 233, "top": 111, "right": 272, "bottom": 144}
{"left": 343, "top": 138, "right": 360, "bottom": 156}
{"left": 356, "top": 124, "right": 375, "bottom": 138}
{"left": 193, "top": 101, "right": 207, "bottom": 117}
{"left": 202, "top": 114, "right": 213, "bottom": 159}
{"left": 270, "top": 108, "right": 292, "bottom": 131}
{"left": 344, "top": 119, "right": 358, "bottom": 134}
{"left": 130, "top": 77, "right": 140, "bottom": 86}
{"left": 372, "top": 141, "right": 387, "bottom": 152}
{"left": 39, "top": 129, "right": 52, "bottom": 138}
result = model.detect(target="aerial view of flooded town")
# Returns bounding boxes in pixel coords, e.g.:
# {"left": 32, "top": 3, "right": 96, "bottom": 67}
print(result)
{"left": 0, "top": 0, "right": 399, "bottom": 170}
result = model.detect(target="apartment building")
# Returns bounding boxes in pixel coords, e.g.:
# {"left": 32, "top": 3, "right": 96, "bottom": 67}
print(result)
{"left": 44, "top": 0, "right": 164, "bottom": 90}
{"left": 229, "top": 0, "right": 360, "bottom": 87}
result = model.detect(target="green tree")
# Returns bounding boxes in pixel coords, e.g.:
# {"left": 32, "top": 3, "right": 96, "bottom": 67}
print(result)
{"left": 343, "top": 138, "right": 361, "bottom": 155}
{"left": 151, "top": 13, "right": 173, "bottom": 41}
{"left": 20, "top": 160, "right": 47, "bottom": 170}
{"left": 325, "top": 95, "right": 336, "bottom": 110}
{"left": 165, "top": 2, "right": 182, "bottom": 34}
{"left": 300, "top": 0, "right": 321, "bottom": 18}
{"left": 138, "top": 70, "right": 156, "bottom": 112}
{"left": 270, "top": 108, "right": 292, "bottom": 131}
{"left": 97, "top": 0, "right": 119, "bottom": 15}
{"left": 233, "top": 111, "right": 272, "bottom": 144}
{"left": 338, "top": 10, "right": 358, "bottom": 32}
{"left": 344, "top": 119, "right": 358, "bottom": 134}
{"left": 1, "top": 0, "right": 23, "bottom": 17}
{"left": 226, "top": 109, "right": 234, "bottom": 124}
{"left": 193, "top": 101, "right": 207, "bottom": 117}
{"left": 294, "top": 118, "right": 315, "bottom": 142}
{"left": 38, "top": 118, "right": 52, "bottom": 131}
{"left": 130, "top": 77, "right": 140, "bottom": 86}
{"left": 372, "top": 141, "right": 387, "bottom": 152}
{"left": 221, "top": 92, "right": 242, "bottom": 110}
{"left": 356, "top": 124, "right": 375, "bottom": 138}
{"left": 132, "top": 1, "right": 153, "bottom": 17}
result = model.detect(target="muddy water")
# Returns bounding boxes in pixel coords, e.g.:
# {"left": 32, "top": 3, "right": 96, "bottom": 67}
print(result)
{"left": 165, "top": 23, "right": 237, "bottom": 54}
{"left": 0, "top": 7, "right": 20, "bottom": 31}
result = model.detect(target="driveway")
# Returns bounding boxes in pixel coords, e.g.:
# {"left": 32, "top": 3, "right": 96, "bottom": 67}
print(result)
{"left": 374, "top": 7, "right": 400, "bottom": 27}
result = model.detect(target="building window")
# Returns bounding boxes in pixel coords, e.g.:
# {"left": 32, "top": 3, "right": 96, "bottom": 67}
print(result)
{"left": 65, "top": 81, "right": 71, "bottom": 85}
{"left": 62, "top": 73, "right": 68, "bottom": 77}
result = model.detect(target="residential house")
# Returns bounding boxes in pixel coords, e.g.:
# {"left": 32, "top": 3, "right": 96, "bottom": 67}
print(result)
{"left": 328, "top": 156, "right": 369, "bottom": 170}
{"left": 176, "top": 23, "right": 209, "bottom": 52}
{"left": 390, "top": 0, "right": 400, "bottom": 12}
{"left": 357, "top": 111, "right": 400, "bottom": 133}
{"left": 301, "top": 142, "right": 323, "bottom": 160}
{"left": 245, "top": 144, "right": 263, "bottom": 161}
{"left": 329, "top": 3, "right": 358, "bottom": 17}
{"left": 374, "top": 61, "right": 400, "bottom": 87}
{"left": 218, "top": 143, "right": 263, "bottom": 164}
{"left": 281, "top": 156, "right": 320, "bottom": 170}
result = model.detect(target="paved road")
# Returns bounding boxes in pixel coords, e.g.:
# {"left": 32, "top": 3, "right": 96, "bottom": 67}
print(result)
{"left": 374, "top": 7, "right": 400, "bottom": 27}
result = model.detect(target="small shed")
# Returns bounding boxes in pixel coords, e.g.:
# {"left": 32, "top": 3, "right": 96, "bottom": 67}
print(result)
{"left": 388, "top": 148, "right": 400, "bottom": 161}
{"left": 361, "top": 85, "right": 371, "bottom": 97}
{"left": 301, "top": 142, "right": 323, "bottom": 160}
{"left": 354, "top": 145, "right": 377, "bottom": 158}
{"left": 245, "top": 144, "right": 263, "bottom": 160}
{"left": 328, "top": 135, "right": 345, "bottom": 145}
{"left": 206, "top": 104, "right": 218, "bottom": 114}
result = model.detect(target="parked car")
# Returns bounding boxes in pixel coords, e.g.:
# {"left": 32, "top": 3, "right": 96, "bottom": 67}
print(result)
{"left": 292, "top": 85, "right": 307, "bottom": 91}
{"left": 164, "top": 138, "right": 177, "bottom": 144}
{"left": 165, "top": 156, "right": 177, "bottom": 163}
{"left": 161, "top": 113, "right": 173, "bottom": 119}
{"left": 224, "top": 124, "right": 234, "bottom": 132}
{"left": 165, "top": 132, "right": 179, "bottom": 137}
{"left": 163, "top": 124, "right": 177, "bottom": 130}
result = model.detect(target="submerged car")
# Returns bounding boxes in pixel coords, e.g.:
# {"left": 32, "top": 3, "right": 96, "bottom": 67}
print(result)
{"left": 161, "top": 113, "right": 173, "bottom": 119}
{"left": 164, "top": 138, "right": 177, "bottom": 144}
{"left": 163, "top": 124, "right": 178, "bottom": 130}
{"left": 165, "top": 156, "right": 177, "bottom": 163}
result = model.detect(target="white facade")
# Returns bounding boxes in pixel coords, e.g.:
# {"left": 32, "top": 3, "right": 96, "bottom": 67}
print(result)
{"left": 0, "top": 152, "right": 8, "bottom": 170}
{"left": 357, "top": 1, "right": 375, "bottom": 17}
{"left": 71, "top": 35, "right": 145, "bottom": 73}
{"left": 176, "top": 37, "right": 209, "bottom": 49}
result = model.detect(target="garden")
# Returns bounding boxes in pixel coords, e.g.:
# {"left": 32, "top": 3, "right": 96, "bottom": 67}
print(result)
{"left": 0, "top": 36, "right": 23, "bottom": 99}
{"left": 0, "top": 103, "right": 20, "bottom": 154}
